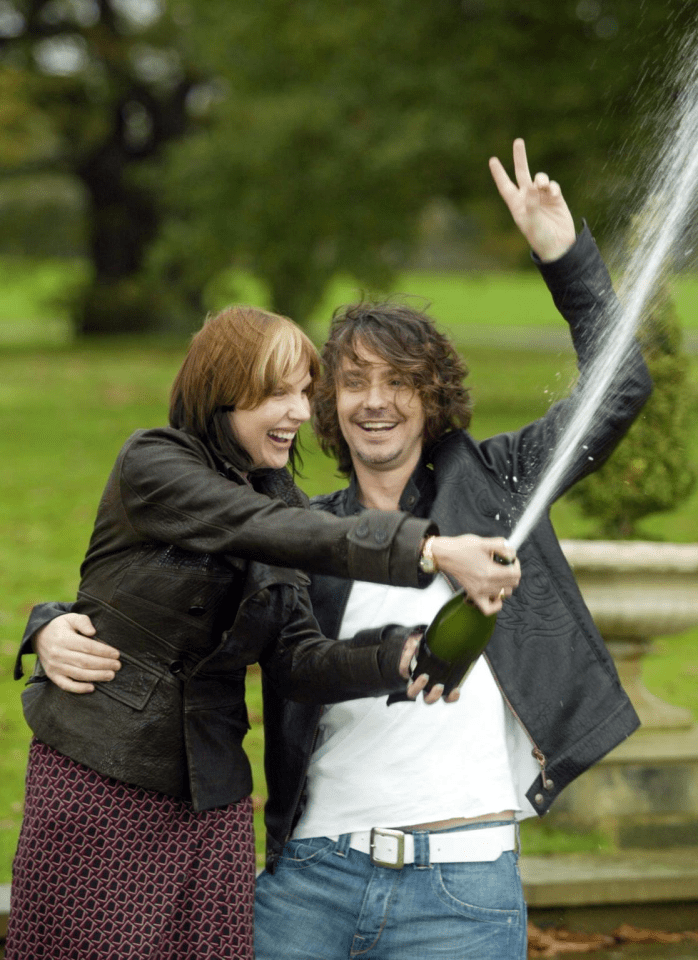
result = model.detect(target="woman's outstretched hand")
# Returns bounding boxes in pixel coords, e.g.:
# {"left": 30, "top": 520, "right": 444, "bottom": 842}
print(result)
{"left": 431, "top": 535, "right": 520, "bottom": 616}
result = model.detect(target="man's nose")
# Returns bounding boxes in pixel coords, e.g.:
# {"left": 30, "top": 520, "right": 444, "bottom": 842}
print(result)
{"left": 364, "top": 382, "right": 389, "bottom": 408}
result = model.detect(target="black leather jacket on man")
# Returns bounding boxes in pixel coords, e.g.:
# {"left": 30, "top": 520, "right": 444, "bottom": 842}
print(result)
{"left": 261, "top": 225, "right": 653, "bottom": 871}
{"left": 16, "top": 428, "right": 435, "bottom": 811}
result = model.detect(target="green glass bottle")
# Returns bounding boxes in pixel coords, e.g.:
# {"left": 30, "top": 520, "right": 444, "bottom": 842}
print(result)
{"left": 387, "top": 554, "right": 513, "bottom": 704}
{"left": 413, "top": 589, "right": 498, "bottom": 696}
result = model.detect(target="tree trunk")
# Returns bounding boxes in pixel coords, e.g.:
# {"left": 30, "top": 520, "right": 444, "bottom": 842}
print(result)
{"left": 75, "top": 85, "right": 192, "bottom": 336}
{"left": 76, "top": 147, "right": 159, "bottom": 335}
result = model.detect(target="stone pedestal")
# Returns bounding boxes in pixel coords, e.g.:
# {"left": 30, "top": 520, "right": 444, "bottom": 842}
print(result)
{"left": 540, "top": 541, "right": 698, "bottom": 849}
{"left": 546, "top": 726, "right": 698, "bottom": 849}
{"left": 561, "top": 540, "right": 698, "bottom": 729}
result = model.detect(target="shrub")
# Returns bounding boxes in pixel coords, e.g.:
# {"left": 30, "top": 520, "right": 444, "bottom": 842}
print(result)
{"left": 567, "top": 274, "right": 697, "bottom": 538}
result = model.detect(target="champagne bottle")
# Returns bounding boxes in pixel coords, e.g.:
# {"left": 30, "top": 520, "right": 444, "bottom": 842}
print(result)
{"left": 412, "top": 589, "right": 497, "bottom": 697}
{"left": 412, "top": 550, "right": 514, "bottom": 696}
{"left": 386, "top": 553, "right": 513, "bottom": 704}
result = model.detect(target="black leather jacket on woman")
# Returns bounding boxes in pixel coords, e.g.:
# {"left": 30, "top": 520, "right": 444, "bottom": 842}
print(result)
{"left": 261, "top": 225, "right": 653, "bottom": 871}
{"left": 16, "top": 428, "right": 435, "bottom": 811}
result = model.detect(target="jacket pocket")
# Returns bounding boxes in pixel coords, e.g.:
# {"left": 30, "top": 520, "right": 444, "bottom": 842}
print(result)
{"left": 92, "top": 651, "right": 163, "bottom": 711}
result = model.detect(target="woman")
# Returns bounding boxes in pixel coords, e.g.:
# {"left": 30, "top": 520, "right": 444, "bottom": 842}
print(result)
{"left": 7, "top": 304, "right": 499, "bottom": 960}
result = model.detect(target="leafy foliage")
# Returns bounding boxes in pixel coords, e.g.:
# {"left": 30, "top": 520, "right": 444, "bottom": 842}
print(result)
{"left": 139, "top": 0, "right": 698, "bottom": 325}
{"left": 2, "top": 0, "right": 697, "bottom": 332}
{"left": 568, "top": 276, "right": 697, "bottom": 538}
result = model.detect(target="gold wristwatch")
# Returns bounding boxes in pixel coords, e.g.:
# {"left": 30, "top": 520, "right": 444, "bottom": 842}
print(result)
{"left": 419, "top": 535, "right": 438, "bottom": 574}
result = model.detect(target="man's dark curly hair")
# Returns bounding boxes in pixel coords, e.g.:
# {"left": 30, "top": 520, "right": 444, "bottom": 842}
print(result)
{"left": 313, "top": 301, "right": 473, "bottom": 476}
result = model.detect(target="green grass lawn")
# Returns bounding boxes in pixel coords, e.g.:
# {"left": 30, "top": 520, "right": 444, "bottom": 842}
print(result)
{"left": 1, "top": 260, "right": 697, "bottom": 880}
{"left": 1, "top": 254, "right": 697, "bottom": 346}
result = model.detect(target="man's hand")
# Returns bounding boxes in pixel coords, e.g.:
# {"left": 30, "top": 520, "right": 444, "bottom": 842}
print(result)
{"left": 431, "top": 535, "right": 521, "bottom": 615}
{"left": 399, "top": 632, "right": 460, "bottom": 705}
{"left": 489, "top": 138, "right": 576, "bottom": 263}
{"left": 34, "top": 613, "right": 120, "bottom": 693}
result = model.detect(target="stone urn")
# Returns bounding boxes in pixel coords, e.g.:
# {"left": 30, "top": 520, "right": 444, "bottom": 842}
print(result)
{"left": 560, "top": 540, "right": 698, "bottom": 730}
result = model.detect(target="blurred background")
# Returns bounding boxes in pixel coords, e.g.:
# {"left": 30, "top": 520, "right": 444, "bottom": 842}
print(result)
{"left": 1, "top": 0, "right": 698, "bottom": 339}
{"left": 1, "top": 0, "right": 697, "bottom": 908}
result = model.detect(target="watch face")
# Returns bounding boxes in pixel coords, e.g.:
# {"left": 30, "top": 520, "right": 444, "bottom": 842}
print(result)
{"left": 420, "top": 551, "right": 435, "bottom": 574}
{"left": 420, "top": 536, "right": 437, "bottom": 574}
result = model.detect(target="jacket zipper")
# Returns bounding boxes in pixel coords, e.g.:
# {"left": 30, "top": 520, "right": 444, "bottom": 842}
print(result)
{"left": 438, "top": 575, "right": 551, "bottom": 794}
{"left": 483, "top": 651, "right": 551, "bottom": 792}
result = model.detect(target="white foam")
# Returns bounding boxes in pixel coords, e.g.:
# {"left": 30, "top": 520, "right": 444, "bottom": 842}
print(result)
{"left": 509, "top": 36, "right": 698, "bottom": 551}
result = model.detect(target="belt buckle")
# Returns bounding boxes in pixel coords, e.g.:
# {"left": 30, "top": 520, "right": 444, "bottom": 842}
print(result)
{"left": 370, "top": 827, "right": 405, "bottom": 869}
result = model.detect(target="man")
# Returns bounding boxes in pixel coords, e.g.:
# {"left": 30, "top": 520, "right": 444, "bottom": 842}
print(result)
{"left": 253, "top": 139, "right": 651, "bottom": 960}
{"left": 20, "top": 140, "right": 652, "bottom": 959}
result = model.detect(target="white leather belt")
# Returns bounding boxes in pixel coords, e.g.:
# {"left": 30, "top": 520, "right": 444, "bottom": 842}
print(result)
{"left": 343, "top": 823, "right": 517, "bottom": 869}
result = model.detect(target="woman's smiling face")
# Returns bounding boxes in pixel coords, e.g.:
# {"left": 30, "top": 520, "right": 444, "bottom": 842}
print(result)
{"left": 227, "top": 360, "right": 313, "bottom": 471}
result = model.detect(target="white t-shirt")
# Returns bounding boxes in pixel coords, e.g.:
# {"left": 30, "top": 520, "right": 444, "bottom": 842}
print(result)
{"left": 293, "top": 575, "right": 539, "bottom": 839}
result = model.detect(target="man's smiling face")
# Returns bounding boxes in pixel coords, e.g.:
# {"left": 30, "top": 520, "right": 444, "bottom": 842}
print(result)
{"left": 335, "top": 342, "right": 426, "bottom": 474}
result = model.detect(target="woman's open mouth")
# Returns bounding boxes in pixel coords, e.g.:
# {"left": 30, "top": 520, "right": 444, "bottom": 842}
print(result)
{"left": 268, "top": 430, "right": 296, "bottom": 445}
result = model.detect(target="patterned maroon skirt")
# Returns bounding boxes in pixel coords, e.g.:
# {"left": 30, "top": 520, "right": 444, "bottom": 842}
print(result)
{"left": 6, "top": 739, "right": 255, "bottom": 959}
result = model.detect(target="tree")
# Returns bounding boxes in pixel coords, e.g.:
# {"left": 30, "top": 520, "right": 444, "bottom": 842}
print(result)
{"left": 148, "top": 0, "right": 479, "bottom": 324}
{"left": 150, "top": 0, "right": 698, "bottom": 325}
{"left": 3, "top": 0, "right": 696, "bottom": 333}
{"left": 0, "top": 0, "right": 198, "bottom": 333}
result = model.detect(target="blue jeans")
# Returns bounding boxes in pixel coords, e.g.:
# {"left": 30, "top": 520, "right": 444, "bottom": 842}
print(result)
{"left": 255, "top": 822, "right": 527, "bottom": 960}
